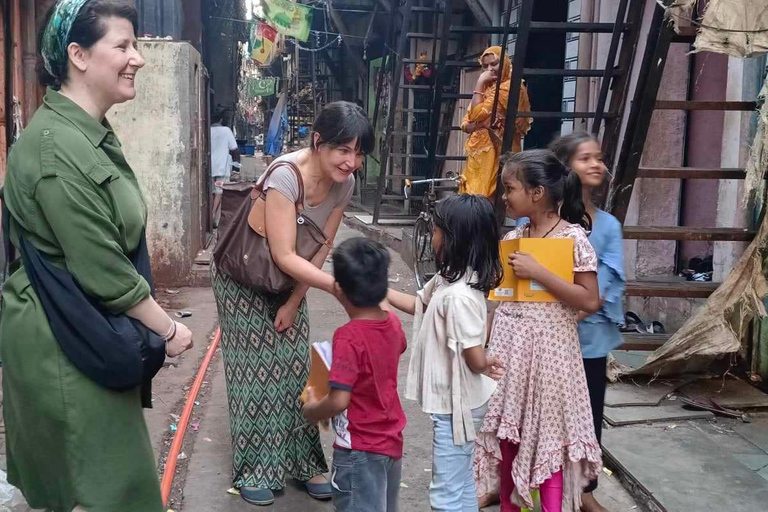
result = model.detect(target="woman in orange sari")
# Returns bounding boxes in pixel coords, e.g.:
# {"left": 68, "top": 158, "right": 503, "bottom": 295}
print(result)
{"left": 460, "top": 46, "right": 532, "bottom": 199}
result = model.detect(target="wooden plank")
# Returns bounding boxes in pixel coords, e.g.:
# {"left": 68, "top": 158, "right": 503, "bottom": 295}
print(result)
{"left": 655, "top": 100, "right": 757, "bottom": 111}
{"left": 626, "top": 280, "right": 718, "bottom": 298}
{"left": 604, "top": 404, "right": 713, "bottom": 426}
{"left": 449, "top": 22, "right": 624, "bottom": 34}
{"left": 443, "top": 93, "right": 473, "bottom": 100}
{"left": 523, "top": 68, "right": 621, "bottom": 77}
{"left": 638, "top": 167, "right": 746, "bottom": 179}
{"left": 618, "top": 333, "right": 669, "bottom": 351}
{"left": 517, "top": 111, "right": 619, "bottom": 119}
{"left": 406, "top": 32, "right": 458, "bottom": 39}
{"left": 622, "top": 226, "right": 755, "bottom": 241}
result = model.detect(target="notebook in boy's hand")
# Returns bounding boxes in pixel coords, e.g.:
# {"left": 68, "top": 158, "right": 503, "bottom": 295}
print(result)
{"left": 301, "top": 341, "right": 332, "bottom": 403}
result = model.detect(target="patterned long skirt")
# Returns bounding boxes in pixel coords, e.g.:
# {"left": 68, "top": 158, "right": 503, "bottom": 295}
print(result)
{"left": 211, "top": 263, "right": 329, "bottom": 490}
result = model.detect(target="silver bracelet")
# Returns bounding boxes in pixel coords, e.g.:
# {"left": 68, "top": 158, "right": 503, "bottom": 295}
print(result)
{"left": 162, "top": 320, "right": 176, "bottom": 342}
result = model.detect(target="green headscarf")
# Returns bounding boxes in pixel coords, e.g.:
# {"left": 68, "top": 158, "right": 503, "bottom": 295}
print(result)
{"left": 41, "top": 0, "right": 89, "bottom": 79}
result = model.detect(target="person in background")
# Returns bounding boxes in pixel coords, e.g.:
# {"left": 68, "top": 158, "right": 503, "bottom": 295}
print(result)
{"left": 549, "top": 132, "right": 625, "bottom": 512}
{"left": 211, "top": 101, "right": 374, "bottom": 507}
{"left": 303, "top": 237, "right": 407, "bottom": 512}
{"left": 460, "top": 46, "right": 532, "bottom": 200}
{"left": 478, "top": 150, "right": 602, "bottom": 512}
{"left": 0, "top": 2, "right": 193, "bottom": 511}
{"left": 211, "top": 108, "right": 240, "bottom": 227}
{"left": 387, "top": 195, "right": 505, "bottom": 512}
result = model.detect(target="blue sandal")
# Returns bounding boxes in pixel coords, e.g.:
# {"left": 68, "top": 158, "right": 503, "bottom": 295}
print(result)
{"left": 304, "top": 479, "right": 332, "bottom": 501}
{"left": 240, "top": 487, "right": 275, "bottom": 506}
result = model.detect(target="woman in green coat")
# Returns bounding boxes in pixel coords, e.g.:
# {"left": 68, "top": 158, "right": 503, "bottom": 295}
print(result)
{"left": 0, "top": 1, "right": 194, "bottom": 511}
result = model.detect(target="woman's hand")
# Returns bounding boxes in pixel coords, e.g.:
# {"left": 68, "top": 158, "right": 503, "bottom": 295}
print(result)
{"left": 274, "top": 300, "right": 300, "bottom": 332}
{"left": 508, "top": 251, "right": 544, "bottom": 280}
{"left": 485, "top": 355, "right": 505, "bottom": 381}
{"left": 463, "top": 118, "right": 493, "bottom": 135}
{"left": 166, "top": 322, "right": 194, "bottom": 357}
{"left": 477, "top": 70, "right": 496, "bottom": 88}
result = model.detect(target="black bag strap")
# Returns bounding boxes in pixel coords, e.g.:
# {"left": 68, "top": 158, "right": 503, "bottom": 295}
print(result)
{"left": 0, "top": 189, "right": 163, "bottom": 404}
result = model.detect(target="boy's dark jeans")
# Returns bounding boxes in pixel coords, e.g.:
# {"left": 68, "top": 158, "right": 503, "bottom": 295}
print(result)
{"left": 331, "top": 448, "right": 402, "bottom": 512}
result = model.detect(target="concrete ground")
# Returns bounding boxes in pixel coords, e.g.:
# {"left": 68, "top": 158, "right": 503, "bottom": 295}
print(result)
{"left": 0, "top": 223, "right": 640, "bottom": 512}
{"left": 174, "top": 223, "right": 640, "bottom": 512}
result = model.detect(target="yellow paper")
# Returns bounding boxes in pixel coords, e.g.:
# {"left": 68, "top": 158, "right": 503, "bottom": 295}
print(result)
{"left": 489, "top": 238, "right": 574, "bottom": 302}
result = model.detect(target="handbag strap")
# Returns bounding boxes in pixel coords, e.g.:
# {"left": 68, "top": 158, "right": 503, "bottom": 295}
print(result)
{"left": 256, "top": 160, "right": 306, "bottom": 213}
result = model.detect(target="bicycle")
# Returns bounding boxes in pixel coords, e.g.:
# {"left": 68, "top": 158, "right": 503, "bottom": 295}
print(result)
{"left": 404, "top": 172, "right": 459, "bottom": 289}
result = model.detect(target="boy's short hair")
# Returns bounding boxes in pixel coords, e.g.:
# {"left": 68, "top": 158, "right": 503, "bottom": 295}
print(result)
{"left": 333, "top": 237, "right": 390, "bottom": 308}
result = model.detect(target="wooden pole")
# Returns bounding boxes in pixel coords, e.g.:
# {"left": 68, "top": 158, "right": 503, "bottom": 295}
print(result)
{"left": 11, "top": 0, "right": 25, "bottom": 130}
{"left": 0, "top": 2, "right": 8, "bottom": 184}
{"left": 22, "top": 0, "right": 37, "bottom": 123}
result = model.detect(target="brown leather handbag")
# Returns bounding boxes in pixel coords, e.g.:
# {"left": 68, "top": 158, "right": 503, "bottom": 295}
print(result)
{"left": 213, "top": 161, "right": 331, "bottom": 293}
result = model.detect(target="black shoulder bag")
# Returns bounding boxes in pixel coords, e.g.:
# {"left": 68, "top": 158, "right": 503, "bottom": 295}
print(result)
{"left": 1, "top": 195, "right": 165, "bottom": 408}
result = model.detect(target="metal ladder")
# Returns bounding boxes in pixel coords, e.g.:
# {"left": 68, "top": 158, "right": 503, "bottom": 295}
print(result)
{"left": 605, "top": 0, "right": 761, "bottom": 351}
{"left": 371, "top": 0, "right": 647, "bottom": 224}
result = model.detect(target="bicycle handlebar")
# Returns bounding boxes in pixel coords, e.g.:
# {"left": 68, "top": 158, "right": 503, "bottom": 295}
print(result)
{"left": 406, "top": 177, "right": 459, "bottom": 186}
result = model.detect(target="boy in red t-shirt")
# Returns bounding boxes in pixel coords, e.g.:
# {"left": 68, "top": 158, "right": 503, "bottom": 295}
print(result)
{"left": 303, "top": 237, "right": 407, "bottom": 512}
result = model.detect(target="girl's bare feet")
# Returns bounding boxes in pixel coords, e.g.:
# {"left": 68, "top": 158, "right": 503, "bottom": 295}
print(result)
{"left": 581, "top": 492, "right": 611, "bottom": 512}
{"left": 478, "top": 492, "right": 499, "bottom": 509}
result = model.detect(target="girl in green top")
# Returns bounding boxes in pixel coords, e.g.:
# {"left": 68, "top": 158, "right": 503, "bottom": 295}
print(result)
{"left": 1, "top": 2, "right": 193, "bottom": 511}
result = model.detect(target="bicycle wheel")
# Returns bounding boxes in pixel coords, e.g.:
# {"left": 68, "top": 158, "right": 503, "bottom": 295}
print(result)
{"left": 412, "top": 216, "right": 436, "bottom": 290}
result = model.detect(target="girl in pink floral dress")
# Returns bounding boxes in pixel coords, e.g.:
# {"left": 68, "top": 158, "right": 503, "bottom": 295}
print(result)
{"left": 478, "top": 150, "right": 602, "bottom": 512}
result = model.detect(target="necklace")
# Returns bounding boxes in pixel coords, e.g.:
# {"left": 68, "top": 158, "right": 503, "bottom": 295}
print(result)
{"left": 527, "top": 218, "right": 562, "bottom": 239}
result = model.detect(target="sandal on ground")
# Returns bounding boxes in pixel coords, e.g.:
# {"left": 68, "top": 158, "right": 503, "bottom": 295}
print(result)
{"left": 621, "top": 311, "right": 642, "bottom": 332}
{"left": 240, "top": 487, "right": 275, "bottom": 506}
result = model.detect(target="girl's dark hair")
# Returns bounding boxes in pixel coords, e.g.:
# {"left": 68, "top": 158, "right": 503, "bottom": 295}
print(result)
{"left": 501, "top": 149, "right": 592, "bottom": 231}
{"left": 548, "top": 131, "right": 599, "bottom": 167}
{"left": 433, "top": 195, "right": 503, "bottom": 294}
{"left": 312, "top": 101, "right": 375, "bottom": 155}
{"left": 38, "top": 0, "right": 139, "bottom": 88}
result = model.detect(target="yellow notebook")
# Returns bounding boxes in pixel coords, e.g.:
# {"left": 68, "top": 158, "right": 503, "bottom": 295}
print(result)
{"left": 301, "top": 341, "right": 332, "bottom": 403}
{"left": 489, "top": 238, "right": 574, "bottom": 302}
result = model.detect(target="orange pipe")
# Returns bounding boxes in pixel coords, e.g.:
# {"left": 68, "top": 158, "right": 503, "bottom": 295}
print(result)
{"left": 160, "top": 326, "right": 221, "bottom": 506}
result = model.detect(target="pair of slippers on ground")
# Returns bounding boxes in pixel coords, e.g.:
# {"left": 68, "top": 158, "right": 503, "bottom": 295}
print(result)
{"left": 621, "top": 311, "right": 666, "bottom": 334}
{"left": 681, "top": 255, "right": 714, "bottom": 282}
